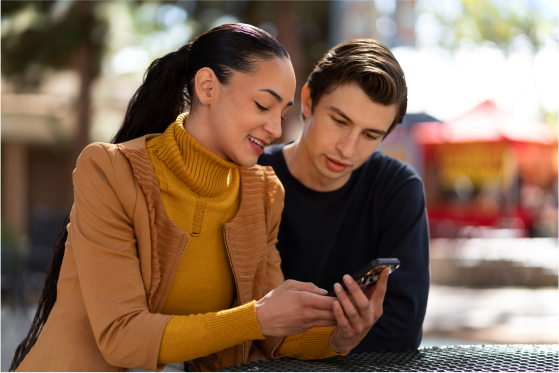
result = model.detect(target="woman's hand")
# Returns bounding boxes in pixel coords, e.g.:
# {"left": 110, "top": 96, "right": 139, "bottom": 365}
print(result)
{"left": 255, "top": 280, "right": 337, "bottom": 337}
{"left": 328, "top": 267, "right": 389, "bottom": 354}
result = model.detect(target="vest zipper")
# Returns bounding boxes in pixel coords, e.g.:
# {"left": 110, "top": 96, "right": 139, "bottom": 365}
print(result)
{"left": 223, "top": 227, "right": 246, "bottom": 364}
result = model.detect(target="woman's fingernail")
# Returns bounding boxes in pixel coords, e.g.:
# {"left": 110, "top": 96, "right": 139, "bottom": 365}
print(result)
{"left": 320, "top": 288, "right": 328, "bottom": 294}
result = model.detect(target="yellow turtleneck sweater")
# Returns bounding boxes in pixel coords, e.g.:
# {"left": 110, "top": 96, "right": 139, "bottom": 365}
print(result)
{"left": 147, "top": 114, "right": 342, "bottom": 365}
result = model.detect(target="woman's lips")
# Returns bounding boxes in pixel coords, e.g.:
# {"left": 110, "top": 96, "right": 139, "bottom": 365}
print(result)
{"left": 248, "top": 138, "right": 265, "bottom": 155}
{"left": 325, "top": 156, "right": 349, "bottom": 172}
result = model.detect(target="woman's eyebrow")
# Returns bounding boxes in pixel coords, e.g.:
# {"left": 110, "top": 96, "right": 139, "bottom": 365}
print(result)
{"left": 260, "top": 89, "right": 294, "bottom": 106}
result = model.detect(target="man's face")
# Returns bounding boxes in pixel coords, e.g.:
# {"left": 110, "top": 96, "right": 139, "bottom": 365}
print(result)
{"left": 300, "top": 83, "right": 397, "bottom": 183}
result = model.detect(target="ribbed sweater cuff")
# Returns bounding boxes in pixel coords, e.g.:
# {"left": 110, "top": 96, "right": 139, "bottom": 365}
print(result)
{"left": 207, "top": 301, "right": 265, "bottom": 352}
{"left": 278, "top": 326, "right": 349, "bottom": 360}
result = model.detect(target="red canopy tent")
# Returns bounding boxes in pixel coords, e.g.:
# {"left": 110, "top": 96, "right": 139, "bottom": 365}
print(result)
{"left": 413, "top": 100, "right": 557, "bottom": 145}
{"left": 412, "top": 100, "right": 558, "bottom": 237}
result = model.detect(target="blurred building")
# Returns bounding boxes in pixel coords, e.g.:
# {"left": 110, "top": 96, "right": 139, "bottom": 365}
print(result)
{"left": 2, "top": 78, "right": 76, "bottom": 238}
{"left": 1, "top": 72, "right": 139, "bottom": 240}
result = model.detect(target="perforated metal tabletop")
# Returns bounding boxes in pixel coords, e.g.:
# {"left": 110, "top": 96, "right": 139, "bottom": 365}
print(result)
{"left": 220, "top": 344, "right": 558, "bottom": 372}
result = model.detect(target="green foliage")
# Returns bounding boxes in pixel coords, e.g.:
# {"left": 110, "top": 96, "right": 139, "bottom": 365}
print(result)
{"left": 1, "top": 223, "right": 22, "bottom": 252}
{"left": 1, "top": 1, "right": 52, "bottom": 20}
{"left": 542, "top": 109, "right": 558, "bottom": 127}
{"left": 1, "top": 1, "right": 107, "bottom": 88}
{"left": 434, "top": 0, "right": 556, "bottom": 52}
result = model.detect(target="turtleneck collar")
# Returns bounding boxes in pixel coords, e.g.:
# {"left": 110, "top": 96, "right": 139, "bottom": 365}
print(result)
{"left": 154, "top": 113, "right": 240, "bottom": 198}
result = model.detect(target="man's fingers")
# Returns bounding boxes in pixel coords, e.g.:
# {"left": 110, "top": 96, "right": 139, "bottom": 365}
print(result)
{"left": 334, "top": 281, "right": 362, "bottom": 326}
{"left": 371, "top": 268, "right": 389, "bottom": 305}
{"left": 333, "top": 301, "right": 350, "bottom": 330}
{"left": 343, "top": 274, "right": 373, "bottom": 325}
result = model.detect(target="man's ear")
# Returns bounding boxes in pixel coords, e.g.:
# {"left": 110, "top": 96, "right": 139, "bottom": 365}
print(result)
{"left": 194, "top": 67, "right": 217, "bottom": 106}
{"left": 301, "top": 85, "right": 313, "bottom": 120}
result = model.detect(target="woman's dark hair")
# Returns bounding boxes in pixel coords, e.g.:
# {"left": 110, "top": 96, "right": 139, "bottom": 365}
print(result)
{"left": 303, "top": 39, "right": 407, "bottom": 137}
{"left": 112, "top": 22, "right": 289, "bottom": 144}
{"left": 9, "top": 213, "right": 70, "bottom": 371}
{"left": 10, "top": 23, "right": 289, "bottom": 371}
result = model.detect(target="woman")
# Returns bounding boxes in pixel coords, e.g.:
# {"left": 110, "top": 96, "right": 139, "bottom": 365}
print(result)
{"left": 11, "top": 24, "right": 387, "bottom": 372}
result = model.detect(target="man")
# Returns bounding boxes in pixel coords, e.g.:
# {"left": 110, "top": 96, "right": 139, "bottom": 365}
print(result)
{"left": 258, "top": 39, "right": 429, "bottom": 352}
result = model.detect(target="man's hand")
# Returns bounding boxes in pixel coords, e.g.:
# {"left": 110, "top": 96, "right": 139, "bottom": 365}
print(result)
{"left": 255, "top": 280, "right": 337, "bottom": 337}
{"left": 329, "top": 267, "right": 389, "bottom": 353}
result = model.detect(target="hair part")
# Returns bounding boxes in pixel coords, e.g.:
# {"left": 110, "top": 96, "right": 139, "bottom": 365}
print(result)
{"left": 112, "top": 23, "right": 289, "bottom": 144}
{"left": 303, "top": 39, "right": 407, "bottom": 137}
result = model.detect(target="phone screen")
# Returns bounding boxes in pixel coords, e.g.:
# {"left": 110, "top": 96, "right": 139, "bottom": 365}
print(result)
{"left": 355, "top": 264, "right": 390, "bottom": 293}
{"left": 327, "top": 258, "right": 400, "bottom": 297}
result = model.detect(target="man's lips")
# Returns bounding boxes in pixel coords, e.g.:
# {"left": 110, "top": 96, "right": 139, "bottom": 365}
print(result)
{"left": 325, "top": 156, "right": 351, "bottom": 172}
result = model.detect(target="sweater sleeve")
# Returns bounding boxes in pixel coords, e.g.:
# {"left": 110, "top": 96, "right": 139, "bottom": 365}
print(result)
{"left": 158, "top": 301, "right": 265, "bottom": 364}
{"left": 277, "top": 327, "right": 349, "bottom": 360}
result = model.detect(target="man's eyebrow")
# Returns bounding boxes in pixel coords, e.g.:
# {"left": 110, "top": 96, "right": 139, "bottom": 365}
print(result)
{"left": 327, "top": 106, "right": 354, "bottom": 124}
{"left": 327, "top": 105, "right": 387, "bottom": 135}
{"left": 260, "top": 89, "right": 294, "bottom": 106}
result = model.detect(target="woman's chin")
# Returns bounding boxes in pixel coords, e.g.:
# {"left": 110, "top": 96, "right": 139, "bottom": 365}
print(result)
{"left": 234, "top": 152, "right": 260, "bottom": 168}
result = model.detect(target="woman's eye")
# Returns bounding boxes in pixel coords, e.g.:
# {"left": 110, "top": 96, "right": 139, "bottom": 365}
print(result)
{"left": 255, "top": 102, "right": 269, "bottom": 112}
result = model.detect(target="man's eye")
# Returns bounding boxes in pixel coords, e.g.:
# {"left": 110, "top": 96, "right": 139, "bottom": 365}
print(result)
{"left": 365, "top": 133, "right": 379, "bottom": 141}
{"left": 256, "top": 102, "right": 269, "bottom": 112}
{"left": 332, "top": 117, "right": 345, "bottom": 125}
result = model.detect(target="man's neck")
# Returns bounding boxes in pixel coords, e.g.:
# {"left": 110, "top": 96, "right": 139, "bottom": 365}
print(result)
{"left": 282, "top": 139, "right": 351, "bottom": 192}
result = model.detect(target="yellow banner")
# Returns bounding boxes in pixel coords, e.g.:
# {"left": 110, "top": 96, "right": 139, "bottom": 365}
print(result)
{"left": 435, "top": 143, "right": 508, "bottom": 190}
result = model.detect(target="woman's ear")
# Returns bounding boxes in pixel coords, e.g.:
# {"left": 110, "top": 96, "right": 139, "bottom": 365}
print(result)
{"left": 194, "top": 67, "right": 217, "bottom": 106}
{"left": 301, "top": 85, "right": 312, "bottom": 121}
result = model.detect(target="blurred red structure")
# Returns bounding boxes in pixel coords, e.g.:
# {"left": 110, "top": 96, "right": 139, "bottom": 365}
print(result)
{"left": 413, "top": 101, "right": 558, "bottom": 238}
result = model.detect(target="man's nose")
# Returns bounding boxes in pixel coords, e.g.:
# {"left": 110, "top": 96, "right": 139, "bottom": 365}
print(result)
{"left": 336, "top": 133, "right": 358, "bottom": 159}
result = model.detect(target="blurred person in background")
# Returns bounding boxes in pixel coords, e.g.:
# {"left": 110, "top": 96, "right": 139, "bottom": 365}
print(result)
{"left": 259, "top": 39, "right": 430, "bottom": 352}
{"left": 10, "top": 24, "right": 390, "bottom": 372}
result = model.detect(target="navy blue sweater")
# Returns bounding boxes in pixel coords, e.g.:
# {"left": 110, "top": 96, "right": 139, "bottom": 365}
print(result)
{"left": 259, "top": 144, "right": 430, "bottom": 352}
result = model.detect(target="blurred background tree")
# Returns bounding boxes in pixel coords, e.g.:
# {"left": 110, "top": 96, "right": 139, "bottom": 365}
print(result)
{"left": 1, "top": 1, "right": 332, "bottom": 148}
{"left": 2, "top": 1, "right": 107, "bottom": 158}
{"left": 432, "top": 0, "right": 556, "bottom": 52}
{"left": 419, "top": 0, "right": 557, "bottom": 125}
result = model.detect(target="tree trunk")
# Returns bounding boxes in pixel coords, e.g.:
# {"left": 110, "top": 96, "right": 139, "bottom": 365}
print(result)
{"left": 274, "top": 1, "right": 305, "bottom": 143}
{"left": 73, "top": 1, "right": 96, "bottom": 161}
{"left": 74, "top": 43, "right": 93, "bottom": 160}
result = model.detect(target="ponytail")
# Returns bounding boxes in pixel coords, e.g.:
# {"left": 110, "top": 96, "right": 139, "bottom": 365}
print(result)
{"left": 111, "top": 43, "right": 192, "bottom": 144}
{"left": 10, "top": 213, "right": 70, "bottom": 371}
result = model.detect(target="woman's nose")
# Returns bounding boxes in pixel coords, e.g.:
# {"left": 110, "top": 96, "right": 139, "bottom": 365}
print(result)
{"left": 263, "top": 118, "right": 282, "bottom": 140}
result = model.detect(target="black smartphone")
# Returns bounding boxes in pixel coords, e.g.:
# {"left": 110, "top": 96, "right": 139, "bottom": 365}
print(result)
{"left": 327, "top": 258, "right": 400, "bottom": 297}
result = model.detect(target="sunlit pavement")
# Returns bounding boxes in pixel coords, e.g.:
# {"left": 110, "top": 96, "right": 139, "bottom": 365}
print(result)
{"left": 2, "top": 285, "right": 558, "bottom": 371}
{"left": 422, "top": 286, "right": 559, "bottom": 345}
{"left": 1, "top": 306, "right": 35, "bottom": 372}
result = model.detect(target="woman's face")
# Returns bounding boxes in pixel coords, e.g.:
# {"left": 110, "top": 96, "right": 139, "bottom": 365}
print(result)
{"left": 194, "top": 58, "right": 296, "bottom": 167}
